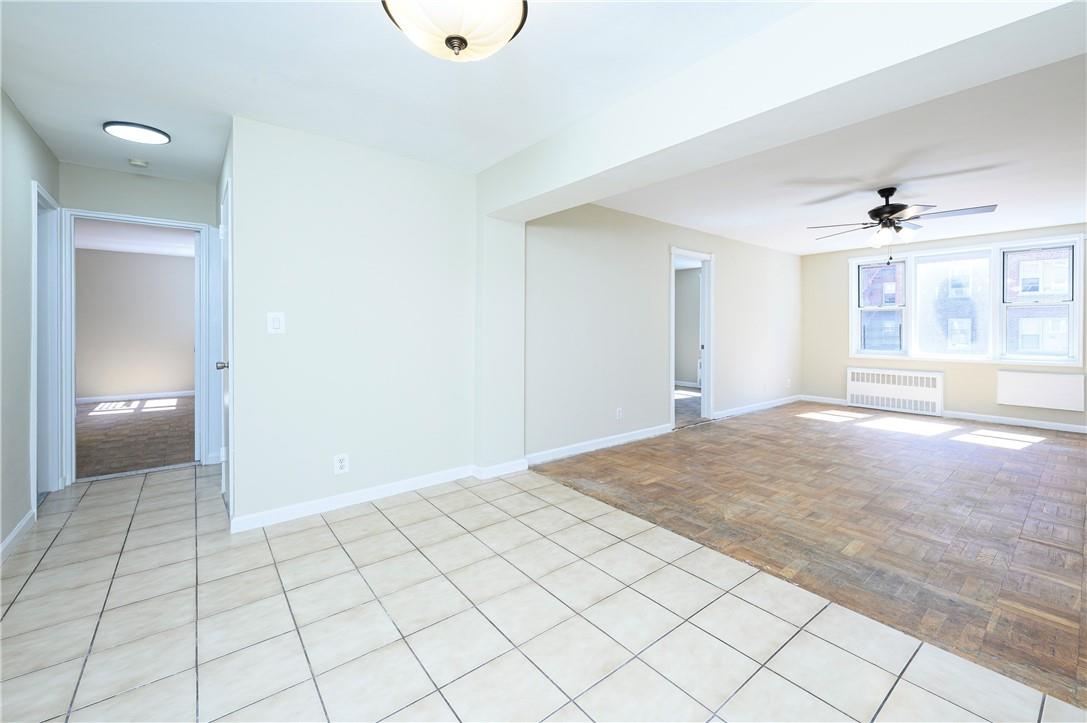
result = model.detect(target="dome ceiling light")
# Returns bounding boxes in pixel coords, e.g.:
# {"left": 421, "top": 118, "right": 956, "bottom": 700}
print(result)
{"left": 382, "top": 0, "right": 528, "bottom": 62}
{"left": 102, "top": 121, "right": 171, "bottom": 145}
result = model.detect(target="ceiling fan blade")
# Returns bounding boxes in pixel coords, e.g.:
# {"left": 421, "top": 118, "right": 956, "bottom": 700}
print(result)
{"left": 806, "top": 222, "right": 870, "bottom": 229}
{"left": 899, "top": 221, "right": 922, "bottom": 230}
{"left": 816, "top": 224, "right": 875, "bottom": 240}
{"left": 890, "top": 204, "right": 936, "bottom": 220}
{"left": 914, "top": 204, "right": 997, "bottom": 220}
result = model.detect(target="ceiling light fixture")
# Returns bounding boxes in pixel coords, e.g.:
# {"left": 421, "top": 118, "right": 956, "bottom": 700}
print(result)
{"left": 382, "top": 0, "right": 527, "bottom": 62}
{"left": 102, "top": 121, "right": 171, "bottom": 145}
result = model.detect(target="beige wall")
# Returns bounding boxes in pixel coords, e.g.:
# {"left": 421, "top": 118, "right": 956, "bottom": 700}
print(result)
{"left": 60, "top": 163, "right": 216, "bottom": 226}
{"left": 675, "top": 268, "right": 700, "bottom": 385}
{"left": 75, "top": 249, "right": 195, "bottom": 398}
{"left": 2, "top": 91, "right": 60, "bottom": 541}
{"left": 801, "top": 224, "right": 1086, "bottom": 427}
{"left": 526, "top": 204, "right": 802, "bottom": 454}
{"left": 230, "top": 117, "right": 476, "bottom": 518}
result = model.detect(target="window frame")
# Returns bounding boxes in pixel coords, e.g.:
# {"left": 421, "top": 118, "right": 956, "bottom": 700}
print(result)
{"left": 855, "top": 259, "right": 908, "bottom": 356}
{"left": 848, "top": 234, "right": 1083, "bottom": 367}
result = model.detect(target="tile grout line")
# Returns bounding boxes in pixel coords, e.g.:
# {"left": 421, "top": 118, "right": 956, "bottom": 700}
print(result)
{"left": 325, "top": 506, "right": 465, "bottom": 723}
{"left": 1, "top": 482, "right": 88, "bottom": 618}
{"left": 259, "top": 526, "right": 332, "bottom": 723}
{"left": 366, "top": 482, "right": 749, "bottom": 718}
{"left": 194, "top": 467, "right": 202, "bottom": 723}
{"left": 867, "top": 641, "right": 923, "bottom": 723}
{"left": 63, "top": 471, "right": 150, "bottom": 721}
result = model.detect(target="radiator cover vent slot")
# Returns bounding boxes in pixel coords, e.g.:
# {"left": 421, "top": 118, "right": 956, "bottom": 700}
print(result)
{"left": 846, "top": 367, "right": 945, "bottom": 417}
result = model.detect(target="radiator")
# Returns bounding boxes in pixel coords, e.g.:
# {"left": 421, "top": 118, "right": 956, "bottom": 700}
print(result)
{"left": 846, "top": 367, "right": 945, "bottom": 416}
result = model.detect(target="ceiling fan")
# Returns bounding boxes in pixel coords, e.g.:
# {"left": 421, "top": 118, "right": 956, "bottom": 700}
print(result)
{"left": 808, "top": 187, "right": 997, "bottom": 246}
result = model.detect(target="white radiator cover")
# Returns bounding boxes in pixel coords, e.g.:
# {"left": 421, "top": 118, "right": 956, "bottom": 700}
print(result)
{"left": 847, "top": 367, "right": 945, "bottom": 416}
{"left": 997, "top": 370, "right": 1085, "bottom": 412}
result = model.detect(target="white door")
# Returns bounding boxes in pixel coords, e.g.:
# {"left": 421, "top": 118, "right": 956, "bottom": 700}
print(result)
{"left": 219, "top": 182, "right": 234, "bottom": 512}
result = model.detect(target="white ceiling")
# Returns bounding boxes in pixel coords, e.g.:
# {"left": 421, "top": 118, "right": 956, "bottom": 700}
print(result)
{"left": 1, "top": 1, "right": 799, "bottom": 183}
{"left": 599, "top": 56, "right": 1087, "bottom": 255}
{"left": 75, "top": 218, "right": 196, "bottom": 257}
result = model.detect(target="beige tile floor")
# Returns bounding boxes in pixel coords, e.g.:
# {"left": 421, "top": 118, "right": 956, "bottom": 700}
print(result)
{"left": 1, "top": 465, "right": 1085, "bottom": 722}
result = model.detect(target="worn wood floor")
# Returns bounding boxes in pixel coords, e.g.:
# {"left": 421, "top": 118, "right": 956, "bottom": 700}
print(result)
{"left": 673, "top": 387, "right": 706, "bottom": 429}
{"left": 76, "top": 396, "right": 195, "bottom": 478}
{"left": 537, "top": 401, "right": 1087, "bottom": 706}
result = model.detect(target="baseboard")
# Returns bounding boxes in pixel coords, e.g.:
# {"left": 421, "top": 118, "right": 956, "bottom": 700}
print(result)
{"left": 76, "top": 390, "right": 195, "bottom": 404}
{"left": 230, "top": 458, "right": 529, "bottom": 534}
{"left": 942, "top": 409, "right": 1086, "bottom": 434}
{"left": 526, "top": 424, "right": 673, "bottom": 466}
{"left": 1, "top": 508, "right": 36, "bottom": 560}
{"left": 713, "top": 395, "right": 801, "bottom": 419}
{"left": 472, "top": 458, "right": 528, "bottom": 479}
{"left": 797, "top": 395, "right": 848, "bottom": 405}
{"left": 796, "top": 395, "right": 1085, "bottom": 434}
{"left": 674, "top": 380, "right": 700, "bottom": 389}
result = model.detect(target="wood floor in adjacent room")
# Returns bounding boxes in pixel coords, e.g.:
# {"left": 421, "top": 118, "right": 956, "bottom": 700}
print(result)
{"left": 76, "top": 396, "right": 196, "bottom": 479}
{"left": 537, "top": 401, "right": 1087, "bottom": 706}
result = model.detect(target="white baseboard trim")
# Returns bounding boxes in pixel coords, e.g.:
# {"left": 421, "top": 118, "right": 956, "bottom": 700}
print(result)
{"left": 796, "top": 395, "right": 848, "bottom": 405}
{"left": 2, "top": 508, "right": 36, "bottom": 560}
{"left": 230, "top": 458, "right": 530, "bottom": 533}
{"left": 943, "top": 409, "right": 1086, "bottom": 434}
{"left": 76, "top": 390, "right": 195, "bottom": 404}
{"left": 473, "top": 458, "right": 528, "bottom": 479}
{"left": 795, "top": 395, "right": 1085, "bottom": 434}
{"left": 674, "top": 380, "right": 700, "bottom": 389}
{"left": 713, "top": 395, "right": 801, "bottom": 419}
{"left": 526, "top": 424, "right": 674, "bottom": 466}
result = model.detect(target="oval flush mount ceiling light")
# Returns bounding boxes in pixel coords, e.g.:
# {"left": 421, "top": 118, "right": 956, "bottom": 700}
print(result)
{"left": 382, "top": 0, "right": 527, "bottom": 62}
{"left": 102, "top": 121, "right": 171, "bottom": 145}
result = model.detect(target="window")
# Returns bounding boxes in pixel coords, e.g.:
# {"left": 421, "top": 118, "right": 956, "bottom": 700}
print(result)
{"left": 857, "top": 261, "right": 904, "bottom": 353}
{"left": 915, "top": 252, "right": 990, "bottom": 357}
{"left": 850, "top": 237, "right": 1080, "bottom": 364}
{"left": 1002, "top": 246, "right": 1074, "bottom": 360}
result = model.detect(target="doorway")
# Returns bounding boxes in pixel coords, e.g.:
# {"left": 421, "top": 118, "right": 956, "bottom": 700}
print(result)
{"left": 670, "top": 248, "right": 713, "bottom": 429}
{"left": 73, "top": 218, "right": 200, "bottom": 477}
{"left": 32, "top": 207, "right": 221, "bottom": 489}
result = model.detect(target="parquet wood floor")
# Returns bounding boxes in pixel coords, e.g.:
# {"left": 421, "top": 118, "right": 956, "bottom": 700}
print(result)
{"left": 76, "top": 396, "right": 195, "bottom": 478}
{"left": 536, "top": 401, "right": 1087, "bottom": 705}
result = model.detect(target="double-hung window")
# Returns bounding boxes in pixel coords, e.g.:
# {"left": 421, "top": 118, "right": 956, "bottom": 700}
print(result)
{"left": 857, "top": 261, "right": 906, "bottom": 353}
{"left": 1002, "top": 245, "right": 1075, "bottom": 359}
{"left": 850, "top": 236, "right": 1081, "bottom": 365}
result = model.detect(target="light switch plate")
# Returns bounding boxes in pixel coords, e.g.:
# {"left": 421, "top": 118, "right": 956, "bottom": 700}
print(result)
{"left": 267, "top": 312, "right": 286, "bottom": 334}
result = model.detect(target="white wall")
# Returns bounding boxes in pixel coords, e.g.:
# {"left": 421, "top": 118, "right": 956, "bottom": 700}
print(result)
{"left": 75, "top": 249, "right": 195, "bottom": 398}
{"left": 60, "top": 163, "right": 216, "bottom": 226}
{"left": 526, "top": 204, "right": 802, "bottom": 455}
{"left": 229, "top": 117, "right": 476, "bottom": 518}
{"left": 2, "top": 91, "right": 59, "bottom": 542}
{"left": 674, "top": 268, "right": 700, "bottom": 385}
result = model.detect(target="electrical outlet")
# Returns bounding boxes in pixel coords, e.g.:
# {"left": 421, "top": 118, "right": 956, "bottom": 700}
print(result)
{"left": 786, "top": 377, "right": 792, "bottom": 389}
{"left": 615, "top": 407, "right": 623, "bottom": 421}
{"left": 333, "top": 453, "right": 349, "bottom": 475}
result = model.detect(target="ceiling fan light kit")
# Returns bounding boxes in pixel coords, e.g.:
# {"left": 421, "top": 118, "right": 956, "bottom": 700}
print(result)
{"left": 382, "top": 0, "right": 528, "bottom": 62}
{"left": 807, "top": 186, "right": 998, "bottom": 246}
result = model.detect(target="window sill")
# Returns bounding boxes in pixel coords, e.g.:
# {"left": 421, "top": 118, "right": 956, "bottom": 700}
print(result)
{"left": 849, "top": 353, "right": 1083, "bottom": 369}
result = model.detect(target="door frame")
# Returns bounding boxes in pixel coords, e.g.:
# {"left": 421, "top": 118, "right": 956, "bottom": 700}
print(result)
{"left": 30, "top": 181, "right": 62, "bottom": 509}
{"left": 219, "top": 178, "right": 235, "bottom": 514}
{"left": 669, "top": 247, "right": 715, "bottom": 427}
{"left": 57, "top": 208, "right": 215, "bottom": 484}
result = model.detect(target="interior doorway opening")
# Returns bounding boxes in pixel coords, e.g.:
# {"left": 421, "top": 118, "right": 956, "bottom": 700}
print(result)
{"left": 670, "top": 248, "right": 714, "bottom": 429}
{"left": 73, "top": 218, "right": 200, "bottom": 478}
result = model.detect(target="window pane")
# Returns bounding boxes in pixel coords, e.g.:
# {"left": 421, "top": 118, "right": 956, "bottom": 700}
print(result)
{"left": 1006, "top": 305, "right": 1071, "bottom": 357}
{"left": 915, "top": 253, "right": 990, "bottom": 355}
{"left": 1004, "top": 246, "right": 1073, "bottom": 303}
{"left": 859, "top": 261, "right": 905, "bottom": 307}
{"left": 860, "top": 309, "right": 903, "bottom": 352}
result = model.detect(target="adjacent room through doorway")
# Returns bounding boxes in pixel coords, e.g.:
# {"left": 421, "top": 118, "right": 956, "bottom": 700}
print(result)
{"left": 74, "top": 218, "right": 198, "bottom": 478}
{"left": 673, "top": 252, "right": 709, "bottom": 428}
